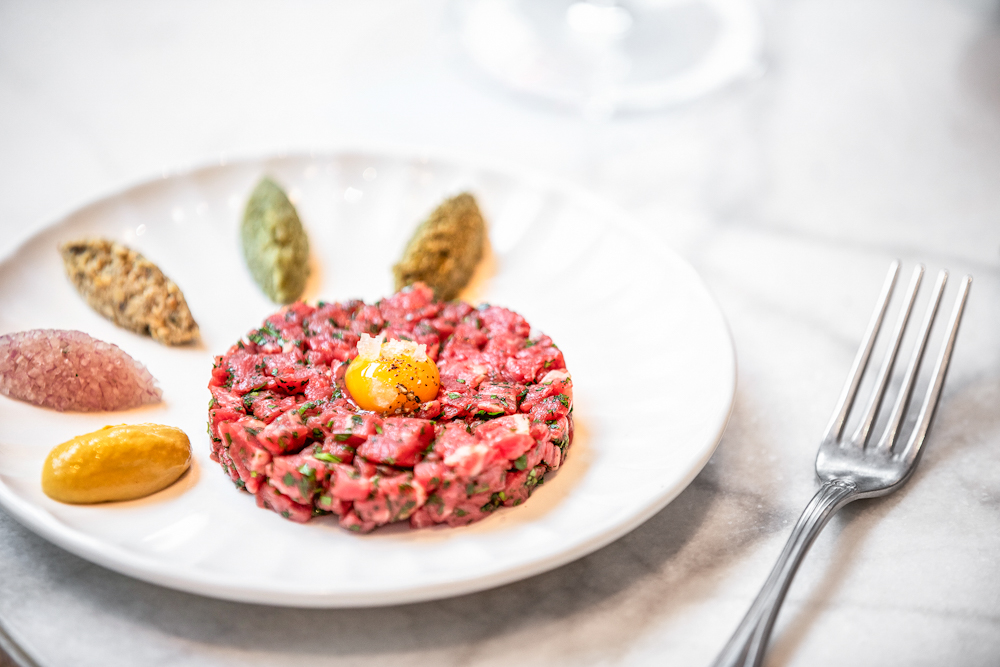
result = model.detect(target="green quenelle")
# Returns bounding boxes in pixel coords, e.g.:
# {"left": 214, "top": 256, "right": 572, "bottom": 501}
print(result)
{"left": 241, "top": 177, "right": 310, "bottom": 303}
{"left": 393, "top": 193, "right": 485, "bottom": 301}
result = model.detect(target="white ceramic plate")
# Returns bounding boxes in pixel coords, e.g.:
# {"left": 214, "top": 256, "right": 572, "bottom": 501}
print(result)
{"left": 0, "top": 151, "right": 735, "bottom": 607}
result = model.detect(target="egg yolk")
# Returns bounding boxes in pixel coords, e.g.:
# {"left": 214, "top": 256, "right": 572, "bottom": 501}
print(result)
{"left": 345, "top": 334, "right": 440, "bottom": 415}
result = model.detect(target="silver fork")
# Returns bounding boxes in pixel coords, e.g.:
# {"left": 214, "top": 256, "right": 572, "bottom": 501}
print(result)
{"left": 712, "top": 261, "right": 972, "bottom": 667}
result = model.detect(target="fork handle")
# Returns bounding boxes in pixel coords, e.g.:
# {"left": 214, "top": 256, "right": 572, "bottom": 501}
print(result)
{"left": 711, "top": 479, "right": 859, "bottom": 667}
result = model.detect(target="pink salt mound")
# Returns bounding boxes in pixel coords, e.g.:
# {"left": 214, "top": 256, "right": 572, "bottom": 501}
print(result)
{"left": 0, "top": 329, "right": 162, "bottom": 411}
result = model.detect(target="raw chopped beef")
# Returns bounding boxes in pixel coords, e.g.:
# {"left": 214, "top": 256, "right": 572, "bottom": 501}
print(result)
{"left": 208, "top": 283, "right": 572, "bottom": 532}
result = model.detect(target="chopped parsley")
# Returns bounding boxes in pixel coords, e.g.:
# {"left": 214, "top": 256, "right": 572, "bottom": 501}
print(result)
{"left": 242, "top": 391, "right": 263, "bottom": 411}
{"left": 393, "top": 500, "right": 417, "bottom": 520}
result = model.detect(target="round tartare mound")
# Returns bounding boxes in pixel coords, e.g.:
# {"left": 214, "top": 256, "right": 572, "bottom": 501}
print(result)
{"left": 207, "top": 283, "right": 573, "bottom": 532}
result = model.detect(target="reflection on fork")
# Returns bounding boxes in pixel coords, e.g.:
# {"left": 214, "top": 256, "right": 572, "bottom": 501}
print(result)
{"left": 712, "top": 260, "right": 972, "bottom": 667}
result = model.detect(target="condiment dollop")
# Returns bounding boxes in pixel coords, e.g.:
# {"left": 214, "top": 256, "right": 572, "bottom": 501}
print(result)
{"left": 42, "top": 423, "right": 191, "bottom": 503}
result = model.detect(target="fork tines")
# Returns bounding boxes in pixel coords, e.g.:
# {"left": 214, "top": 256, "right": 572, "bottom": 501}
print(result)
{"left": 821, "top": 260, "right": 971, "bottom": 463}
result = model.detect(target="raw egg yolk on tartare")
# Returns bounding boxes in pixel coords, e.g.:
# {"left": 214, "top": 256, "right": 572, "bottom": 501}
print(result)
{"left": 345, "top": 333, "right": 440, "bottom": 414}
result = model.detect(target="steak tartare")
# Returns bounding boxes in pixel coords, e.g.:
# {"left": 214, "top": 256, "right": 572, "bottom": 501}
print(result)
{"left": 207, "top": 283, "right": 573, "bottom": 532}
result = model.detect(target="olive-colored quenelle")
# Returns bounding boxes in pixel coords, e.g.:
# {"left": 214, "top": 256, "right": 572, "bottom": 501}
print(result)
{"left": 241, "top": 177, "right": 310, "bottom": 304}
{"left": 41, "top": 424, "right": 191, "bottom": 504}
{"left": 393, "top": 192, "right": 485, "bottom": 301}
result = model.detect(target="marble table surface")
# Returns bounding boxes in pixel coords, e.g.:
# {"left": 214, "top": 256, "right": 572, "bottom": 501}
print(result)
{"left": 1, "top": 1, "right": 998, "bottom": 665}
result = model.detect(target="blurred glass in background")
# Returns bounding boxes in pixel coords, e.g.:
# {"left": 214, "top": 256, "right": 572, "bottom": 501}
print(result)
{"left": 456, "top": 0, "right": 766, "bottom": 117}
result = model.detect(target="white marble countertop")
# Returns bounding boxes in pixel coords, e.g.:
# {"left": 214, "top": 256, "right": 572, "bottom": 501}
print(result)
{"left": 1, "top": 1, "right": 998, "bottom": 665}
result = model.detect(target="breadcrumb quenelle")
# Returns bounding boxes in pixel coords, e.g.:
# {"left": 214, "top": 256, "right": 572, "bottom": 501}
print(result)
{"left": 59, "top": 238, "right": 199, "bottom": 345}
{"left": 0, "top": 329, "right": 162, "bottom": 411}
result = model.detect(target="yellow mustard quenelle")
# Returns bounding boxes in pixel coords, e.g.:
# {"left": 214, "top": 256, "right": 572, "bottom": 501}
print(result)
{"left": 42, "top": 423, "right": 191, "bottom": 503}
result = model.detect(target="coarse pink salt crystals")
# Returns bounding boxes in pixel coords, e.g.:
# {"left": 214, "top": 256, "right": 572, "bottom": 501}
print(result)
{"left": 0, "top": 329, "right": 162, "bottom": 412}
